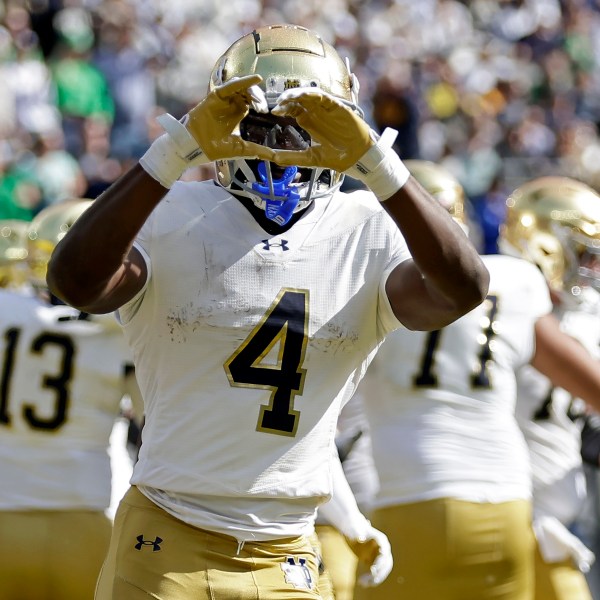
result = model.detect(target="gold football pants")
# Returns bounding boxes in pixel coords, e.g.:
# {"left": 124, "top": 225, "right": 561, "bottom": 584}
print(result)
{"left": 534, "top": 541, "right": 593, "bottom": 600}
{"left": 96, "top": 486, "right": 327, "bottom": 599}
{"left": 315, "top": 524, "right": 358, "bottom": 600}
{"left": 0, "top": 508, "right": 111, "bottom": 600}
{"left": 354, "top": 497, "right": 535, "bottom": 600}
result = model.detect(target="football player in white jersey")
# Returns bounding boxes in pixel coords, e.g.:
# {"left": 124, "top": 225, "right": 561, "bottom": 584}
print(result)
{"left": 354, "top": 161, "right": 600, "bottom": 600}
{"left": 46, "top": 24, "right": 489, "bottom": 600}
{"left": 499, "top": 177, "right": 600, "bottom": 600}
{"left": 0, "top": 199, "right": 141, "bottom": 600}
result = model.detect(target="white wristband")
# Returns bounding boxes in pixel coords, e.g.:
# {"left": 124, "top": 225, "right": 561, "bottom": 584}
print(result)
{"left": 139, "top": 134, "right": 190, "bottom": 189}
{"left": 346, "top": 127, "right": 410, "bottom": 201}
{"left": 139, "top": 112, "right": 208, "bottom": 189}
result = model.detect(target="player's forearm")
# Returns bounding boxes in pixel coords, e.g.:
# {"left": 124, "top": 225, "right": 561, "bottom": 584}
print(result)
{"left": 384, "top": 178, "right": 490, "bottom": 317}
{"left": 47, "top": 165, "right": 165, "bottom": 308}
{"left": 270, "top": 91, "right": 489, "bottom": 317}
{"left": 532, "top": 314, "right": 600, "bottom": 412}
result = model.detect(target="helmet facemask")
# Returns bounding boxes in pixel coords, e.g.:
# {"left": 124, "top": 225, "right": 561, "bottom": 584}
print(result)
{"left": 563, "top": 227, "right": 600, "bottom": 296}
{"left": 210, "top": 24, "right": 361, "bottom": 226}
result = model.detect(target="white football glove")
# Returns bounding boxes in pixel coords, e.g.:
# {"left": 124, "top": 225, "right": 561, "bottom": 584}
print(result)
{"left": 345, "top": 522, "right": 394, "bottom": 587}
{"left": 533, "top": 515, "right": 595, "bottom": 573}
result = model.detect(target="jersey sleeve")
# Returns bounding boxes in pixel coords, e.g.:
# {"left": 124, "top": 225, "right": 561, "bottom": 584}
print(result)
{"left": 377, "top": 225, "right": 412, "bottom": 337}
{"left": 116, "top": 215, "right": 154, "bottom": 325}
{"left": 513, "top": 259, "right": 553, "bottom": 364}
{"left": 525, "top": 262, "right": 553, "bottom": 319}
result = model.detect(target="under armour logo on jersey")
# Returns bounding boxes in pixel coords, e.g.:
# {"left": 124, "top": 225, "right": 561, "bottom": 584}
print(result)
{"left": 281, "top": 557, "right": 314, "bottom": 590}
{"left": 135, "top": 535, "right": 163, "bottom": 551}
{"left": 262, "top": 239, "right": 289, "bottom": 251}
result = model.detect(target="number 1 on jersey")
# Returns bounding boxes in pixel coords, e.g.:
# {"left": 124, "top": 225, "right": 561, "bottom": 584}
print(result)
{"left": 413, "top": 294, "right": 499, "bottom": 389}
{"left": 224, "top": 289, "right": 309, "bottom": 437}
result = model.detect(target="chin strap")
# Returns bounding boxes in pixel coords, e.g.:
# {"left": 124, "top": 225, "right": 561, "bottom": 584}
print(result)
{"left": 251, "top": 162, "right": 301, "bottom": 226}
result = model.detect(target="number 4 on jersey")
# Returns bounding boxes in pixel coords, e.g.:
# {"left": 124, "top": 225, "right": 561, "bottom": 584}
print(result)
{"left": 224, "top": 289, "right": 309, "bottom": 437}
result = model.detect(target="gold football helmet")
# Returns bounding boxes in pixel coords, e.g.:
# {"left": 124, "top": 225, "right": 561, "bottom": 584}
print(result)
{"left": 498, "top": 176, "right": 600, "bottom": 302}
{"left": 26, "top": 198, "right": 93, "bottom": 290}
{"left": 0, "top": 219, "right": 29, "bottom": 288}
{"left": 209, "top": 24, "right": 361, "bottom": 222}
{"left": 404, "top": 160, "right": 467, "bottom": 227}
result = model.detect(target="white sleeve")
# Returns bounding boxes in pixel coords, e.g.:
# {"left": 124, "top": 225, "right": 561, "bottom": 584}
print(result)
{"left": 319, "top": 449, "right": 394, "bottom": 587}
{"left": 115, "top": 241, "right": 151, "bottom": 325}
{"left": 318, "top": 450, "right": 371, "bottom": 540}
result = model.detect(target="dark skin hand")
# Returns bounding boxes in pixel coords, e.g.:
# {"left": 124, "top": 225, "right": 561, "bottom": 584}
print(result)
{"left": 47, "top": 164, "right": 489, "bottom": 328}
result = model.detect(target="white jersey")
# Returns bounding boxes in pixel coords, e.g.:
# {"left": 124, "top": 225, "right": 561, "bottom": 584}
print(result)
{"left": 117, "top": 181, "right": 409, "bottom": 539}
{"left": 361, "top": 254, "right": 552, "bottom": 509}
{"left": 0, "top": 290, "right": 133, "bottom": 510}
{"left": 515, "top": 287, "right": 600, "bottom": 525}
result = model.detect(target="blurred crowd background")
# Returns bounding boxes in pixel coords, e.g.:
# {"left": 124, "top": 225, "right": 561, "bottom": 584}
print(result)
{"left": 4, "top": 0, "right": 600, "bottom": 596}
{"left": 3, "top": 0, "right": 600, "bottom": 251}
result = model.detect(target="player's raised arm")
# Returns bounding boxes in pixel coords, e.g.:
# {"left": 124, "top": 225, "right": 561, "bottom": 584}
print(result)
{"left": 271, "top": 88, "right": 489, "bottom": 330}
{"left": 47, "top": 76, "right": 276, "bottom": 314}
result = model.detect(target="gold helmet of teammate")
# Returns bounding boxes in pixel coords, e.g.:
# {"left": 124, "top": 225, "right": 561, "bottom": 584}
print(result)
{"left": 498, "top": 176, "right": 600, "bottom": 302}
{"left": 209, "top": 23, "right": 362, "bottom": 224}
{"left": 404, "top": 159, "right": 468, "bottom": 227}
{"left": 0, "top": 219, "right": 29, "bottom": 288}
{"left": 26, "top": 198, "right": 93, "bottom": 291}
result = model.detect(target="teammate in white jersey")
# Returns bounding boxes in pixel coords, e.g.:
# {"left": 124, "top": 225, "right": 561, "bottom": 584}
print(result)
{"left": 355, "top": 161, "right": 600, "bottom": 600}
{"left": 499, "top": 176, "right": 600, "bottom": 600}
{"left": 46, "top": 24, "right": 489, "bottom": 600}
{"left": 0, "top": 199, "right": 141, "bottom": 600}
